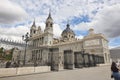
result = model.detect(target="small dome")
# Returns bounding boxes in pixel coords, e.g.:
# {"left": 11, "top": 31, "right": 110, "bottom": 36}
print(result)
{"left": 62, "top": 23, "right": 75, "bottom": 35}
{"left": 89, "top": 28, "right": 94, "bottom": 32}
{"left": 88, "top": 28, "right": 94, "bottom": 35}
{"left": 38, "top": 26, "right": 41, "bottom": 30}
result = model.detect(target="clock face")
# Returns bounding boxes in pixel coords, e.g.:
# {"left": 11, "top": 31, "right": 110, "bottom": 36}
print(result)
{"left": 85, "top": 39, "right": 100, "bottom": 46}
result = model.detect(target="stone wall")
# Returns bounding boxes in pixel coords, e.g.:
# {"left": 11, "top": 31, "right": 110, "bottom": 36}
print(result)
{"left": 0, "top": 68, "right": 16, "bottom": 77}
{"left": 0, "top": 66, "right": 51, "bottom": 77}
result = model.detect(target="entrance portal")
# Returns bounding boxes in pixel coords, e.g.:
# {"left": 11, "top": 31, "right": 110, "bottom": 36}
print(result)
{"left": 49, "top": 48, "right": 59, "bottom": 71}
{"left": 64, "top": 50, "right": 74, "bottom": 69}
{"left": 74, "top": 52, "right": 83, "bottom": 68}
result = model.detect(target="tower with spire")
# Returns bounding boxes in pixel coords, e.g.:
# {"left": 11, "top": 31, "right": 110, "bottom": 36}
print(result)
{"left": 30, "top": 19, "right": 37, "bottom": 37}
{"left": 12, "top": 8, "right": 110, "bottom": 71}
{"left": 44, "top": 10, "right": 53, "bottom": 45}
{"left": 44, "top": 9, "right": 53, "bottom": 34}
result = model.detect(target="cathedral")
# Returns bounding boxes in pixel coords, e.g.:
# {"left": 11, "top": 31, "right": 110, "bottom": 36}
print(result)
{"left": 12, "top": 12, "right": 110, "bottom": 71}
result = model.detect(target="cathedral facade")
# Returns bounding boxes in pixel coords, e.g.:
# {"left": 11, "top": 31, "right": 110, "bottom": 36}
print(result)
{"left": 12, "top": 12, "right": 110, "bottom": 71}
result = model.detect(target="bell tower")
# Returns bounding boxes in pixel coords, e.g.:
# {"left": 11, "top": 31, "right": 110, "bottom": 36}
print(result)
{"left": 44, "top": 10, "right": 53, "bottom": 34}
{"left": 44, "top": 10, "right": 53, "bottom": 45}
{"left": 30, "top": 19, "right": 36, "bottom": 37}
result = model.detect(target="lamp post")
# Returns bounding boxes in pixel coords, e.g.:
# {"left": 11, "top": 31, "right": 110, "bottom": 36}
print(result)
{"left": 81, "top": 42, "right": 85, "bottom": 67}
{"left": 34, "top": 53, "right": 37, "bottom": 67}
{"left": 33, "top": 54, "right": 37, "bottom": 72}
{"left": 22, "top": 32, "right": 29, "bottom": 66}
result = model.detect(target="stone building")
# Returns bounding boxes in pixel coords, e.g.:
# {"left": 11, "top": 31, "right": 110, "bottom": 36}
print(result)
{"left": 12, "top": 12, "right": 110, "bottom": 70}
{"left": 110, "top": 47, "right": 120, "bottom": 61}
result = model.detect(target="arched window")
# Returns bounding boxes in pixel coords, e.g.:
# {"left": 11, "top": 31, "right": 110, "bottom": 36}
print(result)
{"left": 69, "top": 35, "right": 70, "bottom": 37}
{"left": 46, "top": 23, "right": 48, "bottom": 27}
{"left": 64, "top": 36, "right": 67, "bottom": 38}
{"left": 50, "top": 23, "right": 52, "bottom": 27}
{"left": 30, "top": 29, "right": 32, "bottom": 33}
{"left": 34, "top": 30, "right": 36, "bottom": 34}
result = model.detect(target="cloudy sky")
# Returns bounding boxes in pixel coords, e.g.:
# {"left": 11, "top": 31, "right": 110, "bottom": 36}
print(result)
{"left": 0, "top": 0, "right": 120, "bottom": 48}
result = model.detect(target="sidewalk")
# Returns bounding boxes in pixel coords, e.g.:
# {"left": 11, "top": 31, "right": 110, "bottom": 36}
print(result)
{"left": 0, "top": 66, "right": 112, "bottom": 80}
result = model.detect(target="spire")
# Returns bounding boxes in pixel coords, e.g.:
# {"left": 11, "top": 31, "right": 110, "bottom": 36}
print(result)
{"left": 47, "top": 9, "right": 52, "bottom": 19}
{"left": 49, "top": 9, "right": 51, "bottom": 17}
{"left": 46, "top": 9, "right": 53, "bottom": 24}
{"left": 32, "top": 18, "right": 36, "bottom": 27}
{"left": 66, "top": 20, "right": 70, "bottom": 28}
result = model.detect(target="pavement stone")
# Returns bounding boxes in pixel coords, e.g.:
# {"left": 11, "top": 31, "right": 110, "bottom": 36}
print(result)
{"left": 0, "top": 66, "right": 113, "bottom": 80}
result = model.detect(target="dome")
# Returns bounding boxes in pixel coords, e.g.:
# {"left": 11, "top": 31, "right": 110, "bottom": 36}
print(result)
{"left": 89, "top": 28, "right": 94, "bottom": 32}
{"left": 88, "top": 28, "right": 94, "bottom": 35}
{"left": 62, "top": 24, "right": 75, "bottom": 35}
{"left": 38, "top": 26, "right": 41, "bottom": 30}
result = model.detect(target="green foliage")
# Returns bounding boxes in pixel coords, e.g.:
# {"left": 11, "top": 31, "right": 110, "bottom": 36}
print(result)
{"left": 5, "top": 48, "right": 15, "bottom": 60}
{"left": 5, "top": 54, "right": 12, "bottom": 60}
{"left": 0, "top": 47, "right": 4, "bottom": 58}
{"left": 0, "top": 47, "right": 15, "bottom": 60}
{"left": 0, "top": 47, "right": 4, "bottom": 53}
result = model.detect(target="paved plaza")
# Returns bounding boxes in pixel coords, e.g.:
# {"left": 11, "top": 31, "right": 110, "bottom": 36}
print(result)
{"left": 0, "top": 66, "right": 112, "bottom": 80}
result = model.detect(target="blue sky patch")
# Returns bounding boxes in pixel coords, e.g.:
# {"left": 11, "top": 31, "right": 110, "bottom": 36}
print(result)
{"left": 109, "top": 37, "right": 120, "bottom": 47}
{"left": 74, "top": 30, "right": 88, "bottom": 36}
{"left": 70, "top": 15, "right": 90, "bottom": 25}
{"left": 0, "top": 0, "right": 120, "bottom": 48}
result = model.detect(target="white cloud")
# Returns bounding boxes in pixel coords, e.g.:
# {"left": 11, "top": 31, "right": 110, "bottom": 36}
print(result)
{"left": 0, "top": 0, "right": 28, "bottom": 24}
{"left": 73, "top": 22, "right": 90, "bottom": 31}
{"left": 73, "top": 3, "right": 120, "bottom": 39}
{"left": 0, "top": 21, "right": 63, "bottom": 41}
{"left": 10, "top": 0, "right": 87, "bottom": 23}
{"left": 76, "top": 35, "right": 84, "bottom": 39}
{"left": 31, "top": 21, "right": 62, "bottom": 38}
{"left": 91, "top": 4, "right": 120, "bottom": 38}
{"left": 31, "top": 21, "right": 62, "bottom": 37}
{"left": 9, "top": 0, "right": 120, "bottom": 26}
{"left": 1, "top": 0, "right": 120, "bottom": 47}
{"left": 0, "top": 25, "right": 29, "bottom": 41}
{"left": 53, "top": 24, "right": 62, "bottom": 38}
{"left": 35, "top": 22, "right": 45, "bottom": 31}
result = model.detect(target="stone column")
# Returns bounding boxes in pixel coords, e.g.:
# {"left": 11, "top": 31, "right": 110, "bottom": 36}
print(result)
{"left": 57, "top": 52, "right": 64, "bottom": 71}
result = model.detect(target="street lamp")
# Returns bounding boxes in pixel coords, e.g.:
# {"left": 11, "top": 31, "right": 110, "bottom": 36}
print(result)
{"left": 33, "top": 54, "right": 37, "bottom": 67}
{"left": 22, "top": 32, "right": 29, "bottom": 66}
{"left": 81, "top": 42, "right": 85, "bottom": 67}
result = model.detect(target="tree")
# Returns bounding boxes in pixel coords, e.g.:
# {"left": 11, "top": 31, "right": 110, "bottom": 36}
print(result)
{"left": 0, "top": 47, "right": 4, "bottom": 58}
{"left": 0, "top": 47, "right": 4, "bottom": 53}
{"left": 5, "top": 48, "right": 15, "bottom": 60}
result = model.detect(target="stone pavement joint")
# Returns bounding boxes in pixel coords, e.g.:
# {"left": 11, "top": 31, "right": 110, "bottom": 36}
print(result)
{"left": 0, "top": 66, "right": 112, "bottom": 80}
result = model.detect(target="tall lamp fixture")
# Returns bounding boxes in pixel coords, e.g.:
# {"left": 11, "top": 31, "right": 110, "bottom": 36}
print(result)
{"left": 22, "top": 32, "right": 29, "bottom": 66}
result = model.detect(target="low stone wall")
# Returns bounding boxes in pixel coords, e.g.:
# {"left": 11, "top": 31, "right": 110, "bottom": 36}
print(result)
{"left": 0, "top": 68, "right": 16, "bottom": 76}
{"left": 17, "top": 67, "right": 35, "bottom": 75}
{"left": 35, "top": 66, "right": 50, "bottom": 73}
{"left": 96, "top": 63, "right": 111, "bottom": 67}
{"left": 0, "top": 66, "right": 51, "bottom": 77}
